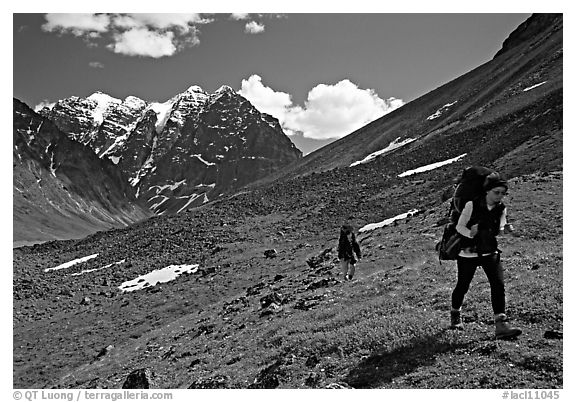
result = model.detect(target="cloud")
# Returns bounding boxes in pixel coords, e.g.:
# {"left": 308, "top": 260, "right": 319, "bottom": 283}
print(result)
{"left": 42, "top": 13, "right": 111, "bottom": 36}
{"left": 239, "top": 75, "right": 292, "bottom": 122}
{"left": 111, "top": 13, "right": 211, "bottom": 33}
{"left": 231, "top": 13, "right": 250, "bottom": 20}
{"left": 239, "top": 75, "right": 405, "bottom": 140}
{"left": 34, "top": 100, "right": 56, "bottom": 112}
{"left": 245, "top": 21, "right": 265, "bottom": 34}
{"left": 89, "top": 61, "right": 104, "bottom": 68}
{"left": 41, "top": 13, "right": 208, "bottom": 57}
{"left": 108, "top": 28, "right": 177, "bottom": 58}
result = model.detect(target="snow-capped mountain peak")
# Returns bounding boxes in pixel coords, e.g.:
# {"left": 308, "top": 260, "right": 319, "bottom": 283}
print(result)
{"left": 41, "top": 84, "right": 303, "bottom": 215}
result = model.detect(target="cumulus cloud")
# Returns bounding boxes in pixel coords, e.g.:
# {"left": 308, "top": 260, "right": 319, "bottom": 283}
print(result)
{"left": 108, "top": 28, "right": 177, "bottom": 58}
{"left": 111, "top": 13, "right": 211, "bottom": 33}
{"left": 231, "top": 13, "right": 250, "bottom": 20}
{"left": 42, "top": 13, "right": 111, "bottom": 36}
{"left": 239, "top": 75, "right": 292, "bottom": 122}
{"left": 41, "top": 13, "right": 208, "bottom": 58}
{"left": 240, "top": 75, "right": 404, "bottom": 140}
{"left": 245, "top": 21, "right": 265, "bottom": 34}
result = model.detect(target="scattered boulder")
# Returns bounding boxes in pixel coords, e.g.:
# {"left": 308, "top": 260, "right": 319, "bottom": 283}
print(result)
{"left": 246, "top": 282, "right": 266, "bottom": 296}
{"left": 260, "top": 304, "right": 283, "bottom": 317}
{"left": 264, "top": 249, "right": 278, "bottom": 258}
{"left": 305, "top": 372, "right": 322, "bottom": 387}
{"left": 306, "top": 277, "right": 339, "bottom": 291}
{"left": 122, "top": 368, "right": 155, "bottom": 389}
{"left": 306, "top": 248, "right": 333, "bottom": 269}
{"left": 95, "top": 345, "right": 114, "bottom": 360}
{"left": 305, "top": 354, "right": 320, "bottom": 368}
{"left": 248, "top": 360, "right": 283, "bottom": 388}
{"left": 260, "top": 292, "right": 286, "bottom": 309}
{"left": 60, "top": 289, "right": 75, "bottom": 297}
{"left": 80, "top": 296, "right": 91, "bottom": 305}
{"left": 544, "top": 330, "right": 563, "bottom": 339}
{"left": 188, "top": 358, "right": 202, "bottom": 368}
{"left": 294, "top": 295, "right": 323, "bottom": 311}
{"left": 194, "top": 324, "right": 215, "bottom": 338}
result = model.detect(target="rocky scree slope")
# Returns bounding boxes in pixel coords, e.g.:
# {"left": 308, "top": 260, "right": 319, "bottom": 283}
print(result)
{"left": 13, "top": 170, "right": 562, "bottom": 389}
{"left": 42, "top": 85, "right": 302, "bottom": 215}
{"left": 254, "top": 13, "right": 562, "bottom": 184}
{"left": 13, "top": 99, "right": 152, "bottom": 247}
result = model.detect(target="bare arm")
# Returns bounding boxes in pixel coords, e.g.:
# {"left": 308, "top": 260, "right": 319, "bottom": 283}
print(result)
{"left": 456, "top": 201, "right": 476, "bottom": 238}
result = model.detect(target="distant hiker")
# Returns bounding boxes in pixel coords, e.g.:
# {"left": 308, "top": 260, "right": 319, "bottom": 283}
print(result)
{"left": 337, "top": 224, "right": 361, "bottom": 281}
{"left": 449, "top": 173, "right": 522, "bottom": 339}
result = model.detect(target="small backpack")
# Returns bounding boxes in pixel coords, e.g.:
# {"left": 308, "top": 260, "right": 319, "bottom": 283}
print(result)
{"left": 435, "top": 222, "right": 462, "bottom": 261}
{"left": 436, "top": 166, "right": 498, "bottom": 261}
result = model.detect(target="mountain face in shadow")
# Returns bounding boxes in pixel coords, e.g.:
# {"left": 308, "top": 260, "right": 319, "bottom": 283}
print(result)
{"left": 41, "top": 85, "right": 302, "bottom": 215}
{"left": 13, "top": 99, "right": 152, "bottom": 247}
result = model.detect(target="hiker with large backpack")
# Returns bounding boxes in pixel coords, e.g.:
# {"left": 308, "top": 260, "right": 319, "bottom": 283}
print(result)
{"left": 337, "top": 224, "right": 361, "bottom": 281}
{"left": 446, "top": 167, "right": 522, "bottom": 340}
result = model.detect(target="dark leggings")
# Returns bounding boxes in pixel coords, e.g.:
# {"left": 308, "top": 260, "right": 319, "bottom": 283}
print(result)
{"left": 451, "top": 253, "right": 505, "bottom": 315}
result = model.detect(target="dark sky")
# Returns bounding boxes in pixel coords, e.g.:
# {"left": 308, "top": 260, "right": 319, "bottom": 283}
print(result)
{"left": 14, "top": 13, "right": 530, "bottom": 107}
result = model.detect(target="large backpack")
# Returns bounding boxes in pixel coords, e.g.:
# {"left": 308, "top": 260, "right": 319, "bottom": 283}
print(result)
{"left": 450, "top": 166, "right": 498, "bottom": 223}
{"left": 436, "top": 166, "right": 498, "bottom": 261}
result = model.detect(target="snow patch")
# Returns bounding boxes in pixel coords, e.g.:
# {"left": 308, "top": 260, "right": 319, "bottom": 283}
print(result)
{"left": 45, "top": 254, "right": 99, "bottom": 272}
{"left": 130, "top": 137, "right": 158, "bottom": 187}
{"left": 186, "top": 85, "right": 204, "bottom": 92}
{"left": 150, "top": 98, "right": 176, "bottom": 133}
{"left": 70, "top": 259, "right": 125, "bottom": 276}
{"left": 427, "top": 101, "right": 458, "bottom": 120}
{"left": 398, "top": 153, "right": 467, "bottom": 177}
{"left": 49, "top": 151, "right": 58, "bottom": 177}
{"left": 109, "top": 156, "right": 121, "bottom": 164}
{"left": 123, "top": 96, "right": 146, "bottom": 109}
{"left": 87, "top": 92, "right": 121, "bottom": 125}
{"left": 523, "top": 81, "right": 547, "bottom": 92}
{"left": 149, "top": 179, "right": 187, "bottom": 194}
{"left": 192, "top": 154, "right": 216, "bottom": 166}
{"left": 350, "top": 137, "right": 416, "bottom": 167}
{"left": 195, "top": 183, "right": 216, "bottom": 189}
{"left": 151, "top": 195, "right": 169, "bottom": 211}
{"left": 119, "top": 264, "right": 199, "bottom": 292}
{"left": 177, "top": 193, "right": 204, "bottom": 213}
{"left": 359, "top": 209, "right": 419, "bottom": 233}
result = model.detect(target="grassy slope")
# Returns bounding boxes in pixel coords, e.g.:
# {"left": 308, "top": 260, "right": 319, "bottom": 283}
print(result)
{"left": 14, "top": 170, "right": 561, "bottom": 389}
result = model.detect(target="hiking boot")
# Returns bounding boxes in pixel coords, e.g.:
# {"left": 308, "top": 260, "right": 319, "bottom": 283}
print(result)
{"left": 495, "top": 314, "right": 522, "bottom": 339}
{"left": 344, "top": 274, "right": 351, "bottom": 281}
{"left": 450, "top": 309, "right": 464, "bottom": 330}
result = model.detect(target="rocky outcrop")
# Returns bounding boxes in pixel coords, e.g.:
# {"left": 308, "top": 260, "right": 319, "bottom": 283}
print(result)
{"left": 122, "top": 368, "right": 155, "bottom": 389}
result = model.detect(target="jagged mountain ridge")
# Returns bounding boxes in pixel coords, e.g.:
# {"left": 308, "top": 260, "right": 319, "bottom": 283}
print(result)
{"left": 43, "top": 85, "right": 302, "bottom": 215}
{"left": 13, "top": 99, "right": 153, "bottom": 247}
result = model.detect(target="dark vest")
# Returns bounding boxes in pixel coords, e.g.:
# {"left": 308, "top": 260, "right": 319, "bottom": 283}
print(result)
{"left": 461, "top": 198, "right": 505, "bottom": 254}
